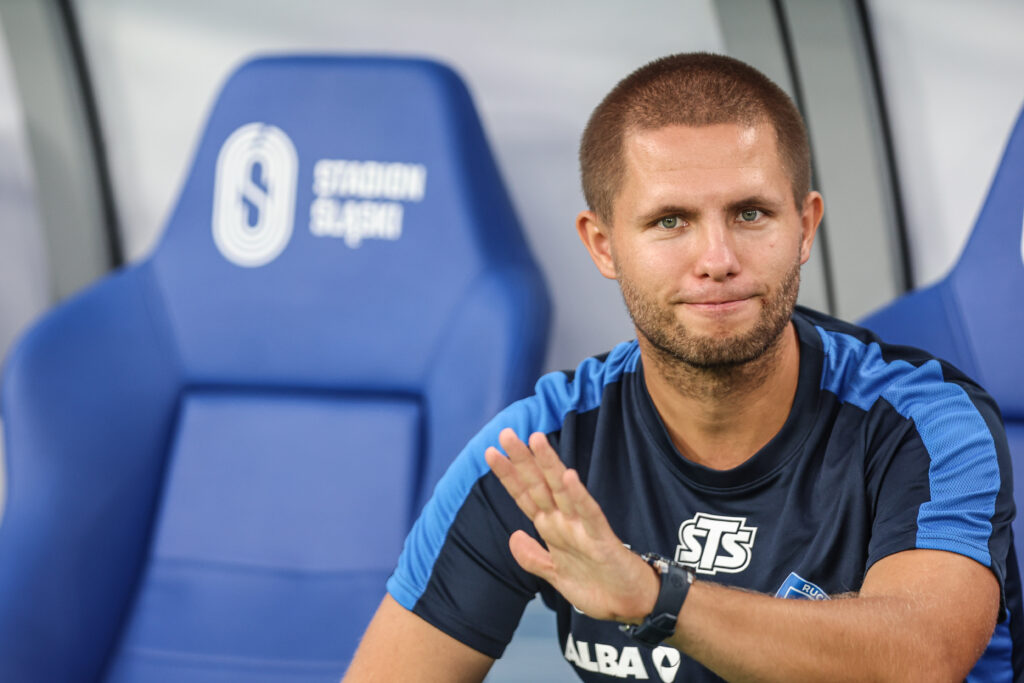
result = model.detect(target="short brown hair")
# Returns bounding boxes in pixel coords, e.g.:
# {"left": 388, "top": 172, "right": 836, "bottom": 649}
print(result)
{"left": 580, "top": 52, "right": 811, "bottom": 221}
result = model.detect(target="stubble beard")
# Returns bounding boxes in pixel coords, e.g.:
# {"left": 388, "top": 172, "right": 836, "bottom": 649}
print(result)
{"left": 620, "top": 258, "right": 801, "bottom": 389}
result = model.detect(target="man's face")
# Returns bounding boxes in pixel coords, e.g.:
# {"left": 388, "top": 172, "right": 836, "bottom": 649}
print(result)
{"left": 585, "top": 123, "right": 820, "bottom": 368}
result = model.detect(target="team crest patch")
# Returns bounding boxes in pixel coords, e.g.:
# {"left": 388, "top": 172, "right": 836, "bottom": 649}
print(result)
{"left": 775, "top": 572, "right": 829, "bottom": 600}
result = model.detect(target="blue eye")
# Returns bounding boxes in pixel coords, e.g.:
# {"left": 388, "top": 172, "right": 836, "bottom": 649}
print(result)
{"left": 739, "top": 209, "right": 762, "bottom": 222}
{"left": 657, "top": 216, "right": 680, "bottom": 229}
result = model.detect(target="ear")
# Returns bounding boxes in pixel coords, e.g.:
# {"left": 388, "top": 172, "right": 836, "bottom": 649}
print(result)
{"left": 576, "top": 210, "right": 618, "bottom": 280}
{"left": 798, "top": 191, "right": 824, "bottom": 264}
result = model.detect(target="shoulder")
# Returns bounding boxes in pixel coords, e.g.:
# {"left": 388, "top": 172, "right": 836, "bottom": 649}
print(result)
{"left": 792, "top": 311, "right": 1016, "bottom": 578}
{"left": 795, "top": 306, "right": 1009, "bottom": 518}
{"left": 387, "top": 340, "right": 642, "bottom": 612}
{"left": 421, "top": 340, "right": 642, "bottom": 511}
{"left": 438, "top": 341, "right": 642, "bottom": 475}
{"left": 795, "top": 309, "right": 1010, "bottom": 549}
{"left": 526, "top": 339, "right": 642, "bottom": 429}
{"left": 794, "top": 306, "right": 997, "bottom": 417}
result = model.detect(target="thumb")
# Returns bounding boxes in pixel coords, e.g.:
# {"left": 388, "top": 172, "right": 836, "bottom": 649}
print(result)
{"left": 509, "top": 530, "right": 555, "bottom": 581}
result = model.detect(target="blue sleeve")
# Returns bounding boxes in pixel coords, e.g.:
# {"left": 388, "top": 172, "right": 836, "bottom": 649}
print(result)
{"left": 818, "top": 327, "right": 1013, "bottom": 597}
{"left": 863, "top": 365, "right": 1013, "bottom": 605}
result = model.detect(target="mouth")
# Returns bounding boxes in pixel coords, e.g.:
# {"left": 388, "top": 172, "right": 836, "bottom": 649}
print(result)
{"left": 680, "top": 296, "right": 756, "bottom": 315}
{"left": 685, "top": 295, "right": 752, "bottom": 307}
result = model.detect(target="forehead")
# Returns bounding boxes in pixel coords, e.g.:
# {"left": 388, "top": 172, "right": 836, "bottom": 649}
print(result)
{"left": 614, "top": 123, "right": 789, "bottom": 217}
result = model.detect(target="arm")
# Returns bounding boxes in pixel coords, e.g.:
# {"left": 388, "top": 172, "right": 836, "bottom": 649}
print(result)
{"left": 670, "top": 549, "right": 997, "bottom": 682}
{"left": 343, "top": 594, "right": 494, "bottom": 683}
{"left": 485, "top": 428, "right": 999, "bottom": 682}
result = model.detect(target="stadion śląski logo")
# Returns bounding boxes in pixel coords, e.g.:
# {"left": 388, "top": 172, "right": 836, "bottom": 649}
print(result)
{"left": 212, "top": 123, "right": 298, "bottom": 268}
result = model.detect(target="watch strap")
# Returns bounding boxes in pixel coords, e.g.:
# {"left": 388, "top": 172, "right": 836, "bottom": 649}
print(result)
{"left": 620, "top": 553, "right": 694, "bottom": 647}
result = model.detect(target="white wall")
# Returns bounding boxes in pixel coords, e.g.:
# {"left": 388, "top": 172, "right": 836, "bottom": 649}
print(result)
{"left": 868, "top": 0, "right": 1024, "bottom": 288}
{"left": 73, "top": 0, "right": 724, "bottom": 373}
{"left": 0, "top": 10, "right": 53, "bottom": 519}
{"left": 0, "top": 11, "right": 51, "bottom": 366}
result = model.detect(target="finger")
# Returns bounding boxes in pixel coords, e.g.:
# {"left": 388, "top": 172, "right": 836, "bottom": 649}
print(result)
{"left": 499, "top": 428, "right": 556, "bottom": 512}
{"left": 485, "top": 446, "right": 539, "bottom": 518}
{"left": 529, "top": 432, "right": 573, "bottom": 512}
{"left": 563, "top": 468, "right": 615, "bottom": 539}
{"left": 508, "top": 529, "right": 556, "bottom": 583}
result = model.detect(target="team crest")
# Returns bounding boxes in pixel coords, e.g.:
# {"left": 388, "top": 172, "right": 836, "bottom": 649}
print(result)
{"left": 775, "top": 572, "right": 829, "bottom": 600}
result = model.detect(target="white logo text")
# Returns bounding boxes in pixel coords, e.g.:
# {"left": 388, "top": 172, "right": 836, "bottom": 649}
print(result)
{"left": 674, "top": 513, "right": 756, "bottom": 575}
{"left": 310, "top": 159, "right": 426, "bottom": 248}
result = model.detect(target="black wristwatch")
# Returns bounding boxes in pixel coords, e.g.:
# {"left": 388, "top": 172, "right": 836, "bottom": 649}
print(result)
{"left": 620, "top": 552, "right": 695, "bottom": 647}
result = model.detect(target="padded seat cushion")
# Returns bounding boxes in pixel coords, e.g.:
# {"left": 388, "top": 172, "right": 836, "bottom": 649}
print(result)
{"left": 107, "top": 391, "right": 421, "bottom": 679}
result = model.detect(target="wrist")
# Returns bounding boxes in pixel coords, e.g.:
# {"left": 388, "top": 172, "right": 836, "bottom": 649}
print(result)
{"left": 619, "top": 560, "right": 662, "bottom": 625}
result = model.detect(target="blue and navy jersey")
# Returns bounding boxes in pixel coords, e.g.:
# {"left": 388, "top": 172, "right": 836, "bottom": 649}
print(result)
{"left": 387, "top": 307, "right": 1022, "bottom": 681}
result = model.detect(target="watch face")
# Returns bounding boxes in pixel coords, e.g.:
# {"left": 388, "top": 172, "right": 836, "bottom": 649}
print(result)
{"left": 667, "top": 570, "right": 688, "bottom": 589}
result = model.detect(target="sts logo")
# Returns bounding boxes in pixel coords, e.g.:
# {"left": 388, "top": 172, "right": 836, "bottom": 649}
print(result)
{"left": 674, "top": 513, "right": 756, "bottom": 575}
{"left": 212, "top": 123, "right": 298, "bottom": 267}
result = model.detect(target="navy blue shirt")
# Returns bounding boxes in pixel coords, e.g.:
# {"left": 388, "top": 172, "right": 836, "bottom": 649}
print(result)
{"left": 388, "top": 308, "right": 1021, "bottom": 681}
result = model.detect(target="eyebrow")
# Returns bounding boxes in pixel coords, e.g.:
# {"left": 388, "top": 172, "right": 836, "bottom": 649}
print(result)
{"left": 724, "top": 195, "right": 786, "bottom": 213}
{"left": 637, "top": 204, "right": 699, "bottom": 224}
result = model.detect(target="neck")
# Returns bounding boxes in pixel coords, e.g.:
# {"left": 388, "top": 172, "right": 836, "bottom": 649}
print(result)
{"left": 640, "top": 322, "right": 801, "bottom": 470}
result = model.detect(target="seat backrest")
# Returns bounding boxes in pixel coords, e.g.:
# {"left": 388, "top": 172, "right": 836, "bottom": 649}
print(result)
{"left": 860, "top": 104, "right": 1024, "bottom": 556}
{"left": 0, "top": 55, "right": 550, "bottom": 682}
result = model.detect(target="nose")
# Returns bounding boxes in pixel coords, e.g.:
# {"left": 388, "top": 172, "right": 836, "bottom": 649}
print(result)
{"left": 695, "top": 221, "right": 740, "bottom": 281}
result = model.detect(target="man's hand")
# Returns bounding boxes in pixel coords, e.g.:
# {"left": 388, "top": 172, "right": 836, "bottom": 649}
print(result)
{"left": 484, "top": 428, "right": 658, "bottom": 624}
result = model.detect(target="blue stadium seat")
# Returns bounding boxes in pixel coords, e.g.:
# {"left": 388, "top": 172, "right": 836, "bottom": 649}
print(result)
{"left": 0, "top": 55, "right": 550, "bottom": 682}
{"left": 860, "top": 104, "right": 1024, "bottom": 565}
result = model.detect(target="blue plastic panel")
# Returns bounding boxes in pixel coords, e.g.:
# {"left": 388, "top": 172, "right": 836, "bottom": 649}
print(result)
{"left": 0, "top": 266, "right": 181, "bottom": 682}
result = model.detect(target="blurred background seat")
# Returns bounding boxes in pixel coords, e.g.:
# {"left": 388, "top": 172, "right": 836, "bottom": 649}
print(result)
{"left": 0, "top": 55, "right": 550, "bottom": 682}
{"left": 860, "top": 104, "right": 1024, "bottom": 566}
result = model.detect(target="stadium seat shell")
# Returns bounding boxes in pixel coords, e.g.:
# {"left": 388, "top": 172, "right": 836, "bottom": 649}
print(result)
{"left": 0, "top": 55, "right": 550, "bottom": 681}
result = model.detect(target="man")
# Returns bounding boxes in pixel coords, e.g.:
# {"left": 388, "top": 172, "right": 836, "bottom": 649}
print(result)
{"left": 345, "top": 53, "right": 1020, "bottom": 681}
